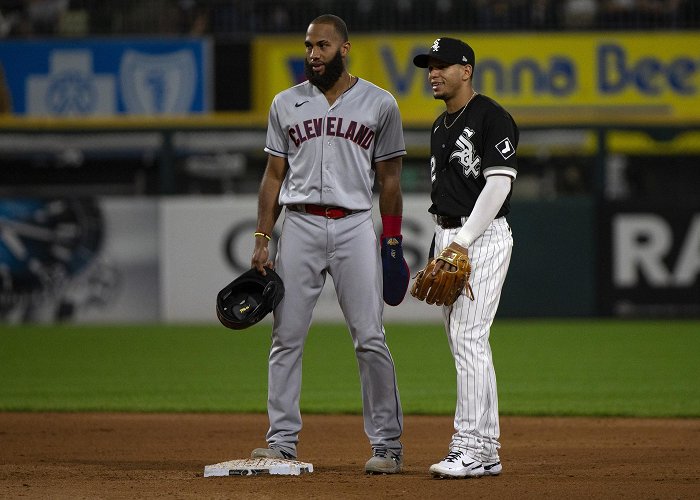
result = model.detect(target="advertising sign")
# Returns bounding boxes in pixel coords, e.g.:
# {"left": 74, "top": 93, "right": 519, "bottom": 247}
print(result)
{"left": 599, "top": 203, "right": 700, "bottom": 316}
{"left": 253, "top": 32, "right": 700, "bottom": 127}
{"left": 0, "top": 197, "right": 159, "bottom": 323}
{"left": 0, "top": 39, "right": 210, "bottom": 116}
{"left": 159, "top": 195, "right": 441, "bottom": 323}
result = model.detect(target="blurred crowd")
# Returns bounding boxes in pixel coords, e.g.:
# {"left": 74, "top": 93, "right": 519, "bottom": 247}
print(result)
{"left": 0, "top": 0, "right": 697, "bottom": 37}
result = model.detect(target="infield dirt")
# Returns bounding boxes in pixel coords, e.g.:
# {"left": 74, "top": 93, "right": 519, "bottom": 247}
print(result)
{"left": 1, "top": 413, "right": 698, "bottom": 499}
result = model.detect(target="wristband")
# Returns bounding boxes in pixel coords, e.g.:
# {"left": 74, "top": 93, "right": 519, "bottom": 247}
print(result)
{"left": 254, "top": 231, "right": 271, "bottom": 241}
{"left": 381, "top": 215, "right": 402, "bottom": 237}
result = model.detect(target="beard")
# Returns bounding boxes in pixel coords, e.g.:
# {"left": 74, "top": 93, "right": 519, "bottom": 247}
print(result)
{"left": 304, "top": 49, "right": 344, "bottom": 92}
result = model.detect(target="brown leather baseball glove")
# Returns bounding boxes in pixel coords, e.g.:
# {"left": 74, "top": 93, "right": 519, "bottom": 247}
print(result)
{"left": 410, "top": 246, "right": 475, "bottom": 306}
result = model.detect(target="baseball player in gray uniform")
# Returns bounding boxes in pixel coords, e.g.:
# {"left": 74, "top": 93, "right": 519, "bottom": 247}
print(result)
{"left": 413, "top": 37, "right": 518, "bottom": 478}
{"left": 250, "top": 14, "right": 405, "bottom": 474}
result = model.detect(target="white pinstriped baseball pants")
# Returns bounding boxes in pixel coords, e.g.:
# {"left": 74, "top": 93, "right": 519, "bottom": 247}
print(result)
{"left": 434, "top": 216, "right": 513, "bottom": 463}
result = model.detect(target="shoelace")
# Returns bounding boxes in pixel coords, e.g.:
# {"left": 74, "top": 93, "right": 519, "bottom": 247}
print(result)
{"left": 444, "top": 450, "right": 464, "bottom": 463}
{"left": 373, "top": 448, "right": 388, "bottom": 458}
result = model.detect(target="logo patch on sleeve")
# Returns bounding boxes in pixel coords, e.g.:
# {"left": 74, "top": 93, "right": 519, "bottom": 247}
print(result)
{"left": 496, "top": 138, "right": 515, "bottom": 160}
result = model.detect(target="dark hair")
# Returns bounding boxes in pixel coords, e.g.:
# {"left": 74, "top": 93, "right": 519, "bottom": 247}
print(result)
{"left": 310, "top": 14, "right": 349, "bottom": 42}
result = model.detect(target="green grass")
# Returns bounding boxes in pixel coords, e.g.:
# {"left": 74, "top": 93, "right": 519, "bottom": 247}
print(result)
{"left": 490, "top": 320, "right": 700, "bottom": 417}
{"left": 0, "top": 320, "right": 698, "bottom": 417}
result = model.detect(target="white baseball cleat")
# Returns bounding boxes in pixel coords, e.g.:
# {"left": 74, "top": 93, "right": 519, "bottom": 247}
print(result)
{"left": 483, "top": 460, "right": 502, "bottom": 476}
{"left": 429, "top": 449, "right": 484, "bottom": 478}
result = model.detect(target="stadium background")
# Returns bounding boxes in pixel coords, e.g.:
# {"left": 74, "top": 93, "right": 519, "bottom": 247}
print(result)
{"left": 1, "top": 2, "right": 699, "bottom": 498}
{"left": 1, "top": 1, "right": 699, "bottom": 322}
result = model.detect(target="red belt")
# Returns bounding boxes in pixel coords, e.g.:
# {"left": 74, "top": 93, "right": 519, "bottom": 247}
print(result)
{"left": 288, "top": 204, "right": 357, "bottom": 219}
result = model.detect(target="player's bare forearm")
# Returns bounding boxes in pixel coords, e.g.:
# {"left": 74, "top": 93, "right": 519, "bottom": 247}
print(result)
{"left": 375, "top": 157, "right": 403, "bottom": 216}
{"left": 256, "top": 156, "right": 287, "bottom": 232}
{"left": 252, "top": 155, "right": 287, "bottom": 272}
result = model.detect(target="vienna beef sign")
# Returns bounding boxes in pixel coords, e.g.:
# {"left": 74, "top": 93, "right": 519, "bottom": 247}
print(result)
{"left": 600, "top": 204, "right": 700, "bottom": 316}
{"left": 253, "top": 32, "right": 700, "bottom": 127}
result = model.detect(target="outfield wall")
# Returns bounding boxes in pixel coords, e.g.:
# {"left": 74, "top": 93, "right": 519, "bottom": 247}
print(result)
{"left": 1, "top": 195, "right": 697, "bottom": 323}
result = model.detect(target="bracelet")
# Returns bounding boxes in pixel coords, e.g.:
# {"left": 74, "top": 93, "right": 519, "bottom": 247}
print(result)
{"left": 254, "top": 231, "right": 272, "bottom": 241}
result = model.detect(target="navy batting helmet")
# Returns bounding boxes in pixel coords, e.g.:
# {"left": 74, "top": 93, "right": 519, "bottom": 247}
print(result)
{"left": 216, "top": 267, "right": 285, "bottom": 330}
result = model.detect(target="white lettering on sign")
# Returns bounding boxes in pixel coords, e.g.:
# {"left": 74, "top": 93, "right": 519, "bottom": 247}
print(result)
{"left": 613, "top": 214, "right": 700, "bottom": 287}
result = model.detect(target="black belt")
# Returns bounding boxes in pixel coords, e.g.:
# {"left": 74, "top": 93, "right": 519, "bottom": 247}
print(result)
{"left": 288, "top": 204, "right": 358, "bottom": 219}
{"left": 435, "top": 215, "right": 465, "bottom": 229}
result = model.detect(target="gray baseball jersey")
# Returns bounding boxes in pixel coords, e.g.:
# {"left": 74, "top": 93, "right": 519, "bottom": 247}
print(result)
{"left": 261, "top": 77, "right": 405, "bottom": 458}
{"left": 264, "top": 78, "right": 406, "bottom": 209}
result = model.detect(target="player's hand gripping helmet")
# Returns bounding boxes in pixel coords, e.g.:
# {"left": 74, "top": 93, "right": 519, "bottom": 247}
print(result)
{"left": 216, "top": 267, "right": 285, "bottom": 330}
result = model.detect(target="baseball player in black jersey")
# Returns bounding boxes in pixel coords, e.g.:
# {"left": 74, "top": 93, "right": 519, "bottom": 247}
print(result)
{"left": 413, "top": 37, "right": 518, "bottom": 478}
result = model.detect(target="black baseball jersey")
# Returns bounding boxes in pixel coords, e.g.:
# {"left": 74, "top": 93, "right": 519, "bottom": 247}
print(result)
{"left": 429, "top": 93, "right": 518, "bottom": 218}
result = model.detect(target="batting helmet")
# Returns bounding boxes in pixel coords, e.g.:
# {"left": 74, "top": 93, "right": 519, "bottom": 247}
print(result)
{"left": 216, "top": 267, "right": 285, "bottom": 330}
